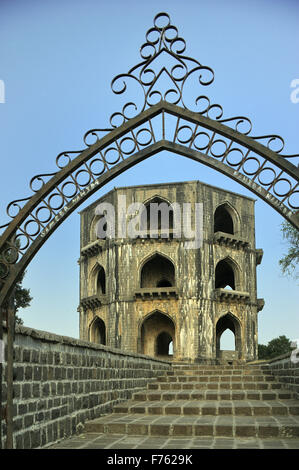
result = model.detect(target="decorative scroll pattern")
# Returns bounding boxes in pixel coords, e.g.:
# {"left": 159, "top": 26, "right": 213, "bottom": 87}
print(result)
{"left": 172, "top": 115, "right": 299, "bottom": 210}
{"left": 0, "top": 12, "right": 298, "bottom": 296}
{"left": 0, "top": 118, "right": 157, "bottom": 283}
{"left": 85, "top": 12, "right": 299, "bottom": 161}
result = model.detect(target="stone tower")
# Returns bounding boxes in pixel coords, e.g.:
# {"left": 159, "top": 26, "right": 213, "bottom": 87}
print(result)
{"left": 78, "top": 181, "right": 264, "bottom": 363}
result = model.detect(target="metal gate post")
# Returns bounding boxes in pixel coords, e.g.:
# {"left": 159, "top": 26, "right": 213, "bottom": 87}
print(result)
{"left": 5, "top": 291, "right": 15, "bottom": 449}
{"left": 0, "top": 303, "right": 3, "bottom": 449}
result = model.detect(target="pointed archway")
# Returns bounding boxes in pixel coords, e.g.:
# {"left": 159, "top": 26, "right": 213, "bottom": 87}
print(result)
{"left": 214, "top": 203, "right": 238, "bottom": 235}
{"left": 215, "top": 313, "right": 242, "bottom": 360}
{"left": 139, "top": 310, "right": 175, "bottom": 358}
{"left": 215, "top": 257, "right": 241, "bottom": 291}
{"left": 140, "top": 253, "right": 175, "bottom": 288}
{"left": 89, "top": 316, "right": 106, "bottom": 345}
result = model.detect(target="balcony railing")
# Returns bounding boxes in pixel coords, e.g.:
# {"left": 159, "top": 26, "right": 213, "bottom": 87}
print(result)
{"left": 256, "top": 249, "right": 264, "bottom": 265}
{"left": 257, "top": 298, "right": 265, "bottom": 311}
{"left": 214, "top": 231, "right": 249, "bottom": 248}
{"left": 80, "top": 294, "right": 106, "bottom": 310}
{"left": 134, "top": 287, "right": 178, "bottom": 299}
{"left": 214, "top": 288, "right": 250, "bottom": 301}
{"left": 80, "top": 239, "right": 104, "bottom": 257}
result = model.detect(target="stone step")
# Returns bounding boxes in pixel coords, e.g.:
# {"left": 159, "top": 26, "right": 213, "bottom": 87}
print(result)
{"left": 172, "top": 364, "right": 270, "bottom": 370}
{"left": 157, "top": 375, "right": 275, "bottom": 382}
{"left": 113, "top": 399, "right": 299, "bottom": 416}
{"left": 167, "top": 369, "right": 272, "bottom": 376}
{"left": 147, "top": 381, "right": 283, "bottom": 391}
{"left": 133, "top": 390, "right": 295, "bottom": 401}
{"left": 84, "top": 413, "right": 299, "bottom": 439}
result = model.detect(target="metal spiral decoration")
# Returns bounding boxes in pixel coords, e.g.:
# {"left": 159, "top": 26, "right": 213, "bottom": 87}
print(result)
{"left": 85, "top": 11, "right": 299, "bottom": 160}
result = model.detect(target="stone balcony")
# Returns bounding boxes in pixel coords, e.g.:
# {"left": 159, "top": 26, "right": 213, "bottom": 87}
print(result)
{"left": 134, "top": 287, "right": 178, "bottom": 300}
{"left": 213, "top": 231, "right": 250, "bottom": 249}
{"left": 256, "top": 249, "right": 264, "bottom": 265}
{"left": 214, "top": 288, "right": 250, "bottom": 302}
{"left": 80, "top": 294, "right": 106, "bottom": 310}
{"left": 80, "top": 240, "right": 104, "bottom": 257}
{"left": 257, "top": 298, "right": 265, "bottom": 312}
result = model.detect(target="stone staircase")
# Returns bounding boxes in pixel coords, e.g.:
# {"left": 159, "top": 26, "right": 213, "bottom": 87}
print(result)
{"left": 84, "top": 363, "right": 299, "bottom": 440}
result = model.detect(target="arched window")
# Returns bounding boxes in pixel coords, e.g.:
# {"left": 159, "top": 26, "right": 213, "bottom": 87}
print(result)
{"left": 214, "top": 204, "right": 235, "bottom": 235}
{"left": 144, "top": 196, "right": 174, "bottom": 238}
{"left": 89, "top": 317, "right": 106, "bottom": 345}
{"left": 215, "top": 259, "right": 235, "bottom": 289}
{"left": 140, "top": 254, "right": 175, "bottom": 288}
{"left": 90, "top": 215, "right": 107, "bottom": 242}
{"left": 216, "top": 313, "right": 241, "bottom": 358}
{"left": 140, "top": 311, "right": 175, "bottom": 358}
{"left": 215, "top": 258, "right": 240, "bottom": 290}
{"left": 97, "top": 266, "right": 106, "bottom": 295}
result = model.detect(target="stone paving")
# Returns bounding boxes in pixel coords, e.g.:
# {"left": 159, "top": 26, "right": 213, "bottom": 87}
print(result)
{"left": 49, "top": 432, "right": 299, "bottom": 449}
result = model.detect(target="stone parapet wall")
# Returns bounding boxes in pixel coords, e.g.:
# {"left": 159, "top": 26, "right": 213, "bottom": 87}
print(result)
{"left": 267, "top": 353, "right": 299, "bottom": 399}
{"left": 1, "top": 325, "right": 171, "bottom": 449}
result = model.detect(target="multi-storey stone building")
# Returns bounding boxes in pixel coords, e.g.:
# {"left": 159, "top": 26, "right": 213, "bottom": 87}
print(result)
{"left": 78, "top": 181, "right": 264, "bottom": 363}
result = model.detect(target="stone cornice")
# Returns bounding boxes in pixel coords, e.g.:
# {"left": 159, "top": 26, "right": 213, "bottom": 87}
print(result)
{"left": 80, "top": 295, "right": 103, "bottom": 310}
{"left": 134, "top": 287, "right": 178, "bottom": 300}
{"left": 214, "top": 288, "right": 250, "bottom": 302}
{"left": 213, "top": 231, "right": 250, "bottom": 249}
{"left": 256, "top": 249, "right": 264, "bottom": 265}
{"left": 80, "top": 240, "right": 104, "bottom": 258}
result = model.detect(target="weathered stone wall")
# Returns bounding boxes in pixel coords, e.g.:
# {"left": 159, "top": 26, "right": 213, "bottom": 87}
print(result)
{"left": 1, "top": 325, "right": 171, "bottom": 449}
{"left": 268, "top": 353, "right": 299, "bottom": 400}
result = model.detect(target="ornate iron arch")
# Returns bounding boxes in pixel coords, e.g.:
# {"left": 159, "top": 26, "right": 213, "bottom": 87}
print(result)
{"left": 0, "top": 11, "right": 298, "bottom": 310}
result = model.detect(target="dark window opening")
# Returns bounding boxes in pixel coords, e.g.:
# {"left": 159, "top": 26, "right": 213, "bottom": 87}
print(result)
{"left": 144, "top": 197, "right": 174, "bottom": 238}
{"left": 139, "top": 311, "right": 175, "bottom": 358}
{"left": 141, "top": 255, "right": 175, "bottom": 288}
{"left": 157, "top": 279, "right": 172, "bottom": 287}
{"left": 156, "top": 332, "right": 173, "bottom": 356}
{"left": 97, "top": 266, "right": 106, "bottom": 294}
{"left": 214, "top": 205, "right": 234, "bottom": 235}
{"left": 91, "top": 317, "right": 106, "bottom": 345}
{"left": 215, "top": 260, "right": 235, "bottom": 290}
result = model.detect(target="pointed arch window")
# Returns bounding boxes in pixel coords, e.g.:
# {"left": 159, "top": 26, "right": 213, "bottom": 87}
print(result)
{"left": 139, "top": 311, "right": 175, "bottom": 358}
{"left": 216, "top": 313, "right": 242, "bottom": 359}
{"left": 89, "top": 317, "right": 106, "bottom": 345}
{"left": 97, "top": 265, "right": 106, "bottom": 295}
{"left": 215, "top": 259, "right": 236, "bottom": 290}
{"left": 214, "top": 204, "right": 235, "bottom": 235}
{"left": 140, "top": 254, "right": 175, "bottom": 288}
{"left": 143, "top": 196, "right": 174, "bottom": 238}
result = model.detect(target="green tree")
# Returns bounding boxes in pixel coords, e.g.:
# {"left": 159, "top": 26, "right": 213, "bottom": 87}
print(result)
{"left": 14, "top": 270, "right": 33, "bottom": 325}
{"left": 267, "top": 335, "right": 292, "bottom": 359}
{"left": 258, "top": 335, "right": 292, "bottom": 360}
{"left": 279, "top": 221, "right": 299, "bottom": 279}
{"left": 0, "top": 240, "right": 32, "bottom": 325}
{"left": 258, "top": 343, "right": 268, "bottom": 360}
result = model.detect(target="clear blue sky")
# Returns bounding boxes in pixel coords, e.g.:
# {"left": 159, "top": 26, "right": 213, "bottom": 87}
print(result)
{"left": 0, "top": 0, "right": 298, "bottom": 348}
